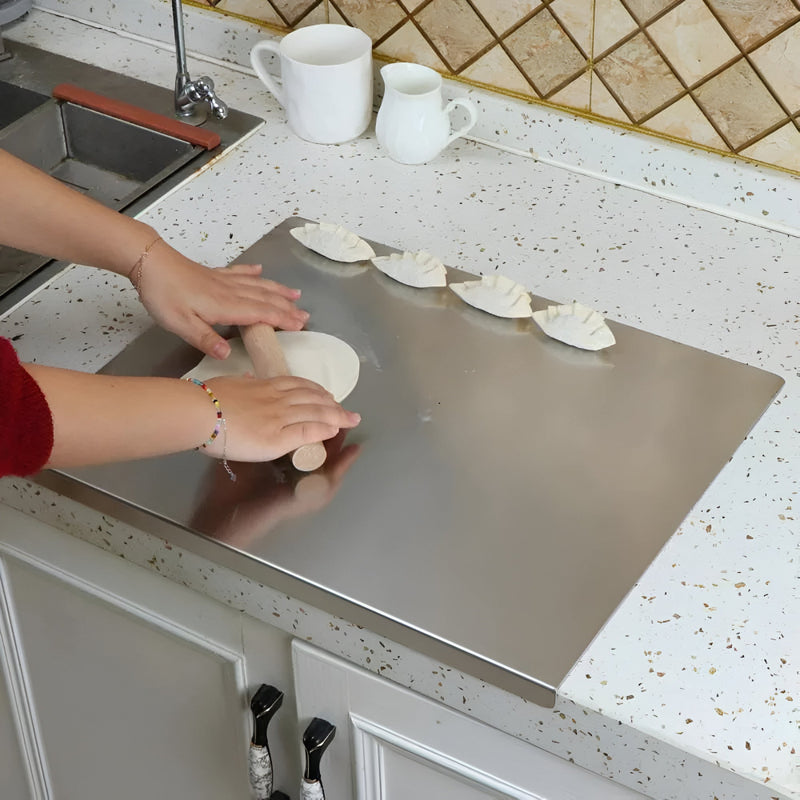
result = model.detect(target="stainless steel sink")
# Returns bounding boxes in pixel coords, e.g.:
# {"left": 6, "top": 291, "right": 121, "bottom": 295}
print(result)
{"left": 0, "top": 100, "right": 199, "bottom": 203}
{"left": 0, "top": 78, "right": 48, "bottom": 127}
{"left": 0, "top": 40, "right": 262, "bottom": 313}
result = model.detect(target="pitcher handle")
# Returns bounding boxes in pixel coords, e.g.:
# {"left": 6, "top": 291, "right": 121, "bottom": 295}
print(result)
{"left": 250, "top": 40, "right": 285, "bottom": 108}
{"left": 444, "top": 97, "right": 478, "bottom": 146}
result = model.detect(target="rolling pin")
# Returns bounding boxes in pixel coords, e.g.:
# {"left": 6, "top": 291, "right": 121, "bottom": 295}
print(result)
{"left": 240, "top": 323, "right": 328, "bottom": 472}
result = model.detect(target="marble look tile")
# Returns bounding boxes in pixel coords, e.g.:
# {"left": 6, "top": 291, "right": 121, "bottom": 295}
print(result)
{"left": 693, "top": 59, "right": 786, "bottom": 149}
{"left": 376, "top": 20, "right": 448, "bottom": 71}
{"left": 593, "top": 0, "right": 637, "bottom": 56}
{"left": 750, "top": 24, "right": 800, "bottom": 115}
{"left": 469, "top": 0, "right": 542, "bottom": 36}
{"left": 216, "top": 0, "right": 283, "bottom": 25}
{"left": 414, "top": 0, "right": 494, "bottom": 71}
{"left": 643, "top": 94, "right": 727, "bottom": 149}
{"left": 647, "top": 0, "right": 740, "bottom": 87}
{"left": 622, "top": 0, "right": 679, "bottom": 24}
{"left": 269, "top": 0, "right": 319, "bottom": 26}
{"left": 503, "top": 8, "right": 588, "bottom": 97}
{"left": 328, "top": 4, "right": 347, "bottom": 24}
{"left": 704, "top": 0, "right": 799, "bottom": 51}
{"left": 594, "top": 33, "right": 683, "bottom": 121}
{"left": 589, "top": 74, "right": 631, "bottom": 122}
{"left": 330, "top": 0, "right": 406, "bottom": 41}
{"left": 549, "top": 0, "right": 593, "bottom": 55}
{"left": 299, "top": 3, "right": 328, "bottom": 25}
{"left": 740, "top": 122, "right": 800, "bottom": 172}
{"left": 460, "top": 44, "right": 534, "bottom": 95}
{"left": 398, "top": 0, "right": 426, "bottom": 11}
{"left": 549, "top": 71, "right": 591, "bottom": 111}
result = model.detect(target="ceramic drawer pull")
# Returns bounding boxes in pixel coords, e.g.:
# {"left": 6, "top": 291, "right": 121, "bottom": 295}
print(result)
{"left": 301, "top": 717, "right": 336, "bottom": 800}
{"left": 249, "top": 684, "right": 284, "bottom": 800}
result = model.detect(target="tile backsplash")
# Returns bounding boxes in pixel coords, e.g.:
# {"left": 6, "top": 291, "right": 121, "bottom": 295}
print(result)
{"left": 198, "top": 0, "right": 800, "bottom": 174}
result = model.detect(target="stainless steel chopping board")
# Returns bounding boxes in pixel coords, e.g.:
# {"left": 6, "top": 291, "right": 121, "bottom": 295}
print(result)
{"left": 49, "top": 217, "right": 784, "bottom": 707}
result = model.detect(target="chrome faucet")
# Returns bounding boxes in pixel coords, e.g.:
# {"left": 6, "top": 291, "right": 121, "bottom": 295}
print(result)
{"left": 171, "top": 0, "right": 228, "bottom": 122}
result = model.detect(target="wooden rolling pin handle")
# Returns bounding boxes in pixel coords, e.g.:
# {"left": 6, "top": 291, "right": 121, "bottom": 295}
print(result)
{"left": 240, "top": 324, "right": 328, "bottom": 472}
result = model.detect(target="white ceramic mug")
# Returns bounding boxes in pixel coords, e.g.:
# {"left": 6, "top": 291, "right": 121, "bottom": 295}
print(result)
{"left": 250, "top": 25, "right": 373, "bottom": 145}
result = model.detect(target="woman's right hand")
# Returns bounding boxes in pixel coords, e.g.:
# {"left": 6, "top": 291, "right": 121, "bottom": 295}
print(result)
{"left": 200, "top": 374, "right": 361, "bottom": 464}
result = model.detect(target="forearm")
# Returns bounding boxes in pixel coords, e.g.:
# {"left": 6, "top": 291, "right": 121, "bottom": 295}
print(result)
{"left": 23, "top": 364, "right": 214, "bottom": 468}
{"left": 0, "top": 148, "right": 157, "bottom": 277}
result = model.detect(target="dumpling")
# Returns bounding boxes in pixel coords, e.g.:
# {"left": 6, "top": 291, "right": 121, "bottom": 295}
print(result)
{"left": 371, "top": 250, "right": 447, "bottom": 288}
{"left": 289, "top": 221, "right": 376, "bottom": 262}
{"left": 449, "top": 274, "right": 532, "bottom": 318}
{"left": 532, "top": 301, "right": 615, "bottom": 351}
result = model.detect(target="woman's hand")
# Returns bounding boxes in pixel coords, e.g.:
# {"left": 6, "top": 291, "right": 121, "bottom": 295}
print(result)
{"left": 200, "top": 374, "right": 360, "bottom": 464}
{"left": 138, "top": 244, "right": 310, "bottom": 359}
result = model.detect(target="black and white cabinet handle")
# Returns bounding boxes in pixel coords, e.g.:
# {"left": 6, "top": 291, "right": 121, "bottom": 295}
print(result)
{"left": 248, "top": 684, "right": 284, "bottom": 800}
{"left": 301, "top": 717, "right": 336, "bottom": 800}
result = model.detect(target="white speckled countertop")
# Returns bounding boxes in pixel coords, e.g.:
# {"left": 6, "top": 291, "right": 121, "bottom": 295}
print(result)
{"left": 1, "top": 8, "right": 798, "bottom": 800}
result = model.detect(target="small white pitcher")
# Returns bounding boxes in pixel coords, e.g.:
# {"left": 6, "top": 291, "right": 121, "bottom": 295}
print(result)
{"left": 375, "top": 62, "right": 478, "bottom": 165}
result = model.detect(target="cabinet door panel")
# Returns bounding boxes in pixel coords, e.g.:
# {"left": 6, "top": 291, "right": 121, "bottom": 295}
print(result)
{"left": 0, "top": 507, "right": 301, "bottom": 800}
{"left": 378, "top": 734, "right": 510, "bottom": 799}
{"left": 0, "top": 661, "right": 31, "bottom": 799}
{"left": 293, "top": 641, "right": 648, "bottom": 800}
{"left": 4, "top": 558, "right": 249, "bottom": 800}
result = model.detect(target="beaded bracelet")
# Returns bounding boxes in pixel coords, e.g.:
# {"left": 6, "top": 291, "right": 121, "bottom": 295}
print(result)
{"left": 128, "top": 235, "right": 163, "bottom": 298}
{"left": 186, "top": 378, "right": 236, "bottom": 481}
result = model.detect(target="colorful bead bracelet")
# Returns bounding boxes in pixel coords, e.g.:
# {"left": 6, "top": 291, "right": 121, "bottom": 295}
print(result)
{"left": 186, "top": 378, "right": 236, "bottom": 481}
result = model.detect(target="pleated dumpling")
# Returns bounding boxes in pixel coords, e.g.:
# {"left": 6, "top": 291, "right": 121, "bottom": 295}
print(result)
{"left": 532, "top": 301, "right": 615, "bottom": 351}
{"left": 449, "top": 274, "right": 532, "bottom": 318}
{"left": 371, "top": 250, "right": 447, "bottom": 288}
{"left": 290, "top": 222, "right": 376, "bottom": 262}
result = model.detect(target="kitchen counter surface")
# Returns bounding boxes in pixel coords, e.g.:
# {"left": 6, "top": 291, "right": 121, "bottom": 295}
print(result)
{"left": 0, "top": 8, "right": 797, "bottom": 800}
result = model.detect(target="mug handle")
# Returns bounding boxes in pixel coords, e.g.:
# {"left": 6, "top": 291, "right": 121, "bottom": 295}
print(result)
{"left": 444, "top": 97, "right": 478, "bottom": 146}
{"left": 250, "top": 40, "right": 285, "bottom": 108}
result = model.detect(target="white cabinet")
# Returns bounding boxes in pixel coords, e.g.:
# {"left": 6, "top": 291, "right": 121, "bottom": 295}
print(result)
{"left": 293, "top": 641, "right": 648, "bottom": 800}
{"left": 0, "top": 504, "right": 649, "bottom": 800}
{"left": 0, "top": 506, "right": 299, "bottom": 799}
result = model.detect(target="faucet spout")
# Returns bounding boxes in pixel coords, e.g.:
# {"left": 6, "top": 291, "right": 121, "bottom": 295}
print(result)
{"left": 171, "top": 0, "right": 228, "bottom": 123}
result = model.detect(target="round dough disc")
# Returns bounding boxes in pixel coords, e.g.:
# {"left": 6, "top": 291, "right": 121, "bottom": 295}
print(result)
{"left": 182, "top": 331, "right": 360, "bottom": 402}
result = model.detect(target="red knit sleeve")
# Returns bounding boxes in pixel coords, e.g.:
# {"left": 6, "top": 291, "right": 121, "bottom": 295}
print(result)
{"left": 0, "top": 337, "right": 54, "bottom": 477}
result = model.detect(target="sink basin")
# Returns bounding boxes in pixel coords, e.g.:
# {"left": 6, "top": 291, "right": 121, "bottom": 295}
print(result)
{"left": 0, "top": 40, "right": 263, "bottom": 313}
{"left": 1, "top": 100, "right": 200, "bottom": 208}
{"left": 0, "top": 79, "right": 48, "bottom": 128}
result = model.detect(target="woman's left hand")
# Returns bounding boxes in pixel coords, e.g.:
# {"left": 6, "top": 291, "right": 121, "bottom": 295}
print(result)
{"left": 138, "top": 246, "right": 309, "bottom": 359}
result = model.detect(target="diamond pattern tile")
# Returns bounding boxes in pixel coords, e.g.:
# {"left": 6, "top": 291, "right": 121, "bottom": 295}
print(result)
{"left": 379, "top": 20, "right": 449, "bottom": 70}
{"left": 741, "top": 122, "right": 800, "bottom": 171}
{"left": 269, "top": 0, "right": 321, "bottom": 26}
{"left": 205, "top": 0, "right": 800, "bottom": 173}
{"left": 330, "top": 0, "right": 406, "bottom": 41}
{"left": 592, "top": 0, "right": 638, "bottom": 56}
{"left": 503, "top": 8, "right": 588, "bottom": 98}
{"left": 750, "top": 24, "right": 800, "bottom": 115}
{"left": 469, "top": 0, "right": 543, "bottom": 36}
{"left": 461, "top": 44, "right": 535, "bottom": 95}
{"left": 621, "top": 0, "right": 679, "bottom": 24}
{"left": 693, "top": 59, "right": 787, "bottom": 149}
{"left": 549, "top": 0, "right": 593, "bottom": 55}
{"left": 595, "top": 33, "right": 683, "bottom": 121}
{"left": 647, "top": 0, "right": 740, "bottom": 86}
{"left": 216, "top": 0, "right": 283, "bottom": 24}
{"left": 414, "top": 0, "right": 495, "bottom": 71}
{"left": 704, "top": 0, "right": 800, "bottom": 52}
{"left": 644, "top": 94, "right": 727, "bottom": 149}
